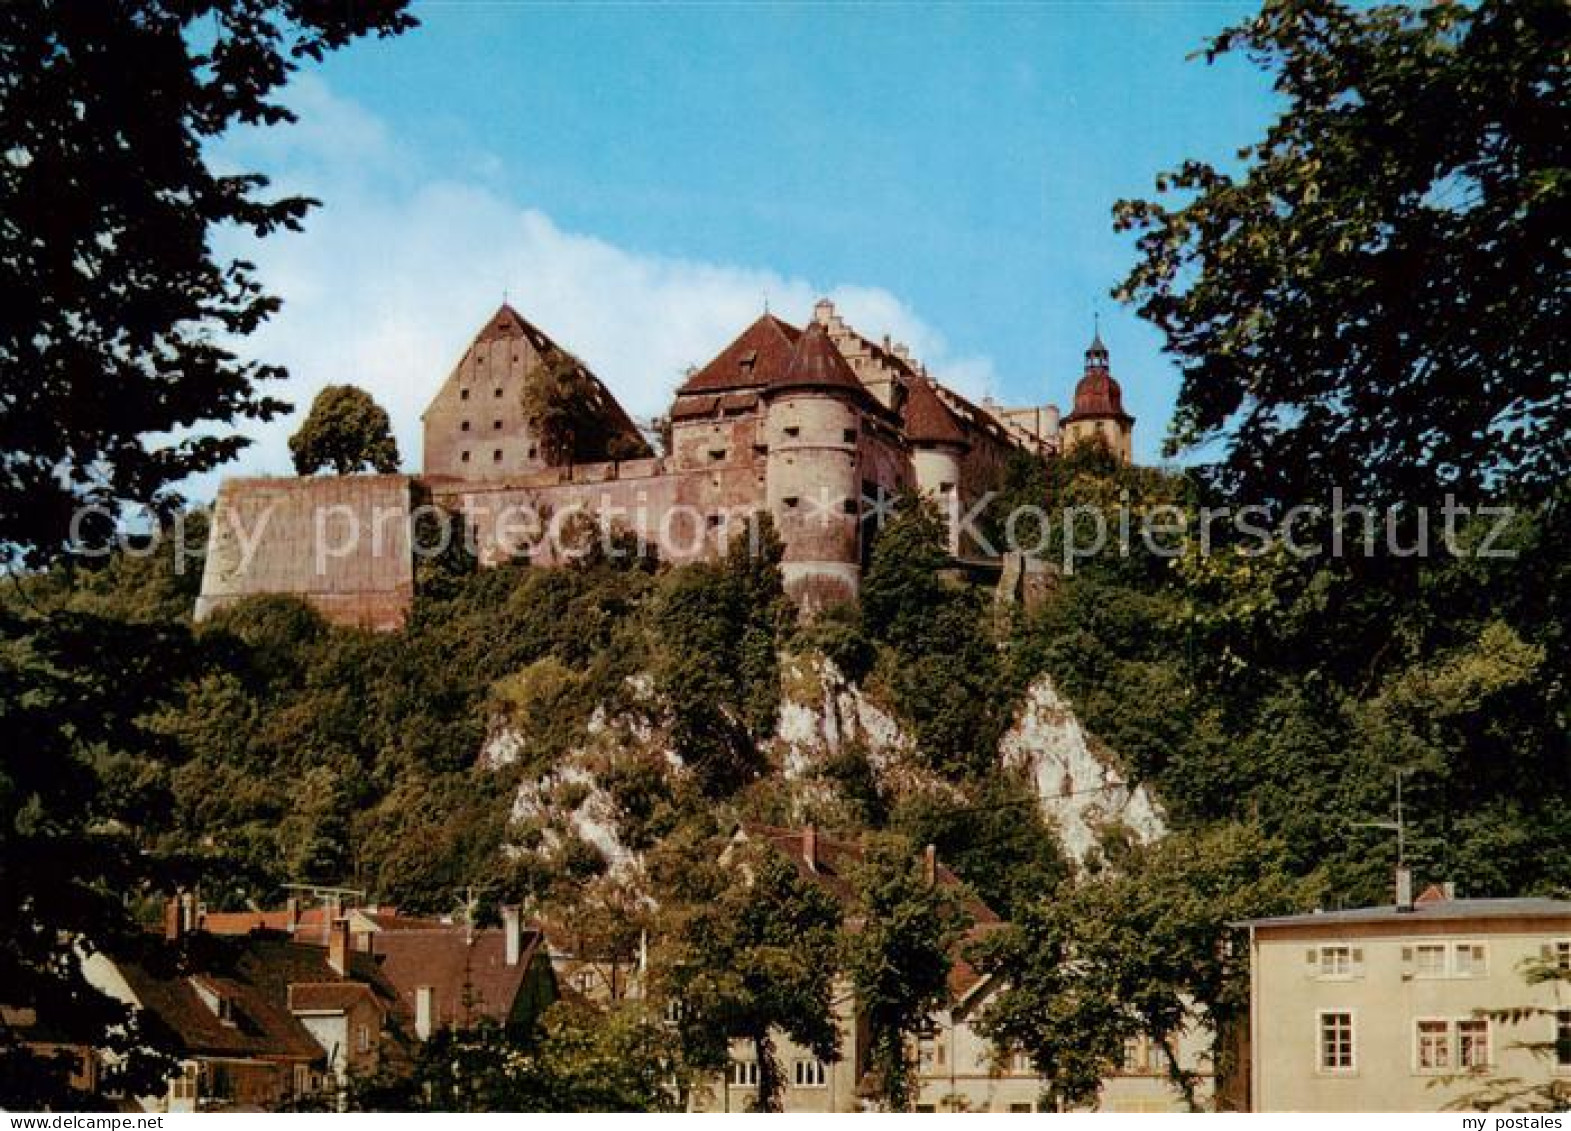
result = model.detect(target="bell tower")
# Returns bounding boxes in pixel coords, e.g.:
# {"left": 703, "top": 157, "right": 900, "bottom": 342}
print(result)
{"left": 1060, "top": 324, "right": 1134, "bottom": 463}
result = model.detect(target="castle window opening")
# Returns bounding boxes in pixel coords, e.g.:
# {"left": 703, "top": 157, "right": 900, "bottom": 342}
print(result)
{"left": 460, "top": 388, "right": 469, "bottom": 400}
{"left": 709, "top": 449, "right": 726, "bottom": 462}
{"left": 783, "top": 497, "right": 799, "bottom": 508}
{"left": 841, "top": 499, "right": 857, "bottom": 515}
{"left": 494, "top": 387, "right": 503, "bottom": 397}
{"left": 493, "top": 420, "right": 502, "bottom": 430}
{"left": 461, "top": 420, "right": 470, "bottom": 431}
{"left": 784, "top": 425, "right": 800, "bottom": 438}
{"left": 528, "top": 446, "right": 537, "bottom": 459}
{"left": 941, "top": 482, "right": 955, "bottom": 493}
{"left": 843, "top": 429, "right": 857, "bottom": 443}
{"left": 461, "top": 451, "right": 471, "bottom": 463}
{"left": 493, "top": 449, "right": 502, "bottom": 462}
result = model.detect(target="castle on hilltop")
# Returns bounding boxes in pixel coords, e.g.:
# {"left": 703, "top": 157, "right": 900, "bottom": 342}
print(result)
{"left": 196, "top": 298, "right": 1135, "bottom": 629}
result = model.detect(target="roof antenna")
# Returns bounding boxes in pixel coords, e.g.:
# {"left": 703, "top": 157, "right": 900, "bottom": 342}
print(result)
{"left": 763, "top": 293, "right": 770, "bottom": 315}
{"left": 1353, "top": 770, "right": 1412, "bottom": 911}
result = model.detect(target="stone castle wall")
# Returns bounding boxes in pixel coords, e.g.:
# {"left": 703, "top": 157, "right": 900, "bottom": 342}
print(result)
{"left": 195, "top": 475, "right": 416, "bottom": 631}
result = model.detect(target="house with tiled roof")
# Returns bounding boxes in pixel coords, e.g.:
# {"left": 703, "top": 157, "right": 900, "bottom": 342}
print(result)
{"left": 360, "top": 905, "right": 556, "bottom": 1040}
{"left": 80, "top": 898, "right": 408, "bottom": 1112}
{"left": 197, "top": 295, "right": 1135, "bottom": 628}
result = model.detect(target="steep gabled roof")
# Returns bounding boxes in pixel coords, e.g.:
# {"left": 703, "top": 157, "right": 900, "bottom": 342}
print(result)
{"left": 770, "top": 320, "right": 870, "bottom": 400}
{"left": 114, "top": 934, "right": 399, "bottom": 1062}
{"left": 371, "top": 924, "right": 545, "bottom": 1031}
{"left": 677, "top": 313, "right": 801, "bottom": 396}
{"left": 902, "top": 376, "right": 970, "bottom": 448}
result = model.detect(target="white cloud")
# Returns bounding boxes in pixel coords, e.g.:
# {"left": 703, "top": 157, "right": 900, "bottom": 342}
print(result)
{"left": 199, "top": 77, "right": 1000, "bottom": 498}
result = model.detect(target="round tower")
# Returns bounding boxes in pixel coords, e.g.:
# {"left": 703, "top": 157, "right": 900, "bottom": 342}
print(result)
{"left": 764, "top": 318, "right": 867, "bottom": 610}
{"left": 1061, "top": 327, "right": 1134, "bottom": 463}
{"left": 902, "top": 376, "right": 970, "bottom": 554}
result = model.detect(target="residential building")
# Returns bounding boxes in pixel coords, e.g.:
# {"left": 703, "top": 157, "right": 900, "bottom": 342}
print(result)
{"left": 1242, "top": 883, "right": 1571, "bottom": 1111}
{"left": 82, "top": 898, "right": 405, "bottom": 1112}
{"left": 690, "top": 824, "right": 1208, "bottom": 1113}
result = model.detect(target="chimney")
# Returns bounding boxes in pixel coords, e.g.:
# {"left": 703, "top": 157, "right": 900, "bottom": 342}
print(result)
{"left": 1443, "top": 881, "right": 1456, "bottom": 901}
{"left": 322, "top": 894, "right": 340, "bottom": 944}
{"left": 328, "top": 917, "right": 351, "bottom": 977}
{"left": 415, "top": 986, "right": 434, "bottom": 1041}
{"left": 164, "top": 894, "right": 184, "bottom": 943}
{"left": 1395, "top": 865, "right": 1414, "bottom": 913}
{"left": 813, "top": 298, "right": 834, "bottom": 326}
{"left": 285, "top": 896, "right": 299, "bottom": 934}
{"left": 802, "top": 825, "right": 818, "bottom": 872}
{"left": 923, "top": 844, "right": 938, "bottom": 887}
{"left": 502, "top": 905, "right": 521, "bottom": 967}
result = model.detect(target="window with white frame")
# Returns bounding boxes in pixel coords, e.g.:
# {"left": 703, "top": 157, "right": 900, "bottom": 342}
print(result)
{"left": 1413, "top": 943, "right": 1448, "bottom": 977}
{"left": 1010, "top": 1050, "right": 1033, "bottom": 1075}
{"left": 793, "top": 1059, "right": 827, "bottom": 1088}
{"left": 1551, "top": 939, "right": 1571, "bottom": 972}
{"left": 1458, "top": 1018, "right": 1491, "bottom": 1069}
{"left": 1318, "top": 944, "right": 1359, "bottom": 978}
{"left": 1454, "top": 943, "right": 1488, "bottom": 978}
{"left": 1319, "top": 1011, "right": 1355, "bottom": 1072}
{"left": 1555, "top": 1011, "right": 1571, "bottom": 1070}
{"left": 357, "top": 1023, "right": 370, "bottom": 1053}
{"left": 728, "top": 1060, "right": 759, "bottom": 1087}
{"left": 1415, "top": 1019, "right": 1451, "bottom": 1072}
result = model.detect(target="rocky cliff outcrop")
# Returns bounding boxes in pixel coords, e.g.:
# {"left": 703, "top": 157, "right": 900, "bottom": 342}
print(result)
{"left": 486, "top": 653, "right": 1163, "bottom": 876}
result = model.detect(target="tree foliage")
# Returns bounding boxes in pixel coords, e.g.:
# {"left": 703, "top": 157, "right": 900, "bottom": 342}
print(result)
{"left": 520, "top": 348, "right": 652, "bottom": 466}
{"left": 842, "top": 834, "right": 964, "bottom": 1110}
{"left": 665, "top": 846, "right": 842, "bottom": 1112}
{"left": 1116, "top": 0, "right": 1571, "bottom": 508}
{"left": 0, "top": 0, "right": 414, "bottom": 567}
{"left": 288, "top": 384, "right": 401, "bottom": 476}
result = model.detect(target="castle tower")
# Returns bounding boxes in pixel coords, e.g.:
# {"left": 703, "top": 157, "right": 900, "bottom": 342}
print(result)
{"left": 1060, "top": 328, "right": 1134, "bottom": 463}
{"left": 902, "top": 376, "right": 970, "bottom": 554}
{"left": 764, "top": 318, "right": 869, "bottom": 610}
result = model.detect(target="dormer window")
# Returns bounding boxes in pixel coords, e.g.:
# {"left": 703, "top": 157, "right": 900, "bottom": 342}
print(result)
{"left": 738, "top": 349, "right": 757, "bottom": 374}
{"left": 190, "top": 977, "right": 237, "bottom": 1027}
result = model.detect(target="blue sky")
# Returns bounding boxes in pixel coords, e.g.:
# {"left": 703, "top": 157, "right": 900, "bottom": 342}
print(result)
{"left": 212, "top": 1, "right": 1278, "bottom": 489}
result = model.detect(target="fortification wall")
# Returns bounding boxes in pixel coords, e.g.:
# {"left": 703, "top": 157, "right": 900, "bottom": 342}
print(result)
{"left": 196, "top": 475, "right": 416, "bottom": 631}
{"left": 429, "top": 457, "right": 768, "bottom": 568}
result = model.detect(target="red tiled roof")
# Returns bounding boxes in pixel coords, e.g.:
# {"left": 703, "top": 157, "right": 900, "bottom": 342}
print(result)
{"left": 678, "top": 313, "right": 801, "bottom": 395}
{"left": 902, "top": 376, "right": 970, "bottom": 448}
{"left": 357, "top": 911, "right": 448, "bottom": 933}
{"left": 201, "top": 908, "right": 327, "bottom": 937}
{"left": 771, "top": 320, "right": 870, "bottom": 400}
{"left": 372, "top": 926, "right": 543, "bottom": 1032}
{"left": 115, "top": 934, "right": 398, "bottom": 1062}
{"left": 1064, "top": 368, "right": 1131, "bottom": 422}
{"left": 287, "top": 982, "right": 380, "bottom": 1014}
